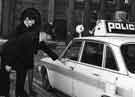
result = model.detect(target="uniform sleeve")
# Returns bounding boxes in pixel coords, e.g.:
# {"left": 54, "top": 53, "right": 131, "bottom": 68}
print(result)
{"left": 38, "top": 41, "right": 58, "bottom": 60}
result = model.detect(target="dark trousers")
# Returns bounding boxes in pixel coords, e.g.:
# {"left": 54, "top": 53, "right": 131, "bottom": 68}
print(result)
{"left": 28, "top": 69, "right": 34, "bottom": 93}
{"left": 0, "top": 69, "right": 10, "bottom": 97}
{"left": 16, "top": 68, "right": 27, "bottom": 97}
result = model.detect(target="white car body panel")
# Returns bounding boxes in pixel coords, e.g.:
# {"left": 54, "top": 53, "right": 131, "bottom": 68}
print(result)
{"left": 39, "top": 20, "right": 135, "bottom": 97}
{"left": 41, "top": 58, "right": 73, "bottom": 96}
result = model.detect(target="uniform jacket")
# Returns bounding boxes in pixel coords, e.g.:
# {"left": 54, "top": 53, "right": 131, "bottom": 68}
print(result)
{"left": 1, "top": 31, "right": 58, "bottom": 70}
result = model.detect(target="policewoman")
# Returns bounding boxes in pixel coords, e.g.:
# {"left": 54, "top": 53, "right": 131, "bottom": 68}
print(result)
{"left": 1, "top": 8, "right": 58, "bottom": 97}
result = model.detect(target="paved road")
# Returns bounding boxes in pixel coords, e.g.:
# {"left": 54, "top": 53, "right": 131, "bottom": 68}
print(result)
{"left": 9, "top": 72, "right": 69, "bottom": 97}
{"left": 32, "top": 76, "right": 70, "bottom": 97}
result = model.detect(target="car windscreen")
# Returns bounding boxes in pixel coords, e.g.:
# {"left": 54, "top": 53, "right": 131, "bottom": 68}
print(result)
{"left": 121, "top": 44, "right": 135, "bottom": 73}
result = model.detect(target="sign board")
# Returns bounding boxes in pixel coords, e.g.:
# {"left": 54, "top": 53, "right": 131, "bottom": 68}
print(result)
{"left": 93, "top": 20, "right": 135, "bottom": 36}
{"left": 106, "top": 21, "right": 135, "bottom": 34}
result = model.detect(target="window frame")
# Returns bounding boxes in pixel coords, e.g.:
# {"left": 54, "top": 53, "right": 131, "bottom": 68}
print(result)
{"left": 103, "top": 45, "right": 119, "bottom": 71}
{"left": 120, "top": 43, "right": 135, "bottom": 73}
{"left": 80, "top": 40, "right": 105, "bottom": 68}
{"left": 60, "top": 39, "right": 83, "bottom": 61}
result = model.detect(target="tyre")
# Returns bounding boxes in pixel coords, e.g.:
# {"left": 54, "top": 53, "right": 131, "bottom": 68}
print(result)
{"left": 101, "top": 95, "right": 110, "bottom": 97}
{"left": 41, "top": 67, "right": 52, "bottom": 91}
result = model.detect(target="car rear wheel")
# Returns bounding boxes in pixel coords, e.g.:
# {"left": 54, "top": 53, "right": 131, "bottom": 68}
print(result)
{"left": 41, "top": 67, "right": 52, "bottom": 91}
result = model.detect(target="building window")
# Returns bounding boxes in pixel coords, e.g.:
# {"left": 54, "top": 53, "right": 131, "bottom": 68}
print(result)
{"left": 91, "top": 0, "right": 100, "bottom": 4}
{"left": 106, "top": 0, "right": 116, "bottom": 4}
{"left": 74, "top": 0, "right": 85, "bottom": 10}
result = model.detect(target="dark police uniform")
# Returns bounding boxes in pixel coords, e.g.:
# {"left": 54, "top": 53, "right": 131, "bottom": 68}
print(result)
{"left": 1, "top": 31, "right": 58, "bottom": 97}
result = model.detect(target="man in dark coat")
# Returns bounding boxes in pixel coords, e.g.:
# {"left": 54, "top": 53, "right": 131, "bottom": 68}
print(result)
{"left": 1, "top": 8, "right": 58, "bottom": 97}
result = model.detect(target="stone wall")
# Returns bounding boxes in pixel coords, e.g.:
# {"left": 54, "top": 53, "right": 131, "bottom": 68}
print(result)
{"left": 2, "top": 0, "right": 135, "bottom": 39}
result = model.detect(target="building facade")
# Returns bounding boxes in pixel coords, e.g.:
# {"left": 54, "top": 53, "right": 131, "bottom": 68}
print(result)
{"left": 0, "top": 0, "right": 135, "bottom": 40}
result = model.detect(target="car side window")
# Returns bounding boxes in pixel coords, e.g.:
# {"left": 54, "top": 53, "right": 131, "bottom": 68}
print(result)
{"left": 105, "top": 46, "right": 118, "bottom": 71}
{"left": 62, "top": 41, "right": 82, "bottom": 61}
{"left": 81, "top": 42, "right": 103, "bottom": 67}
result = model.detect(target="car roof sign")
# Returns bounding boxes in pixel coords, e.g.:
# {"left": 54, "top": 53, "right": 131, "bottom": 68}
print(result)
{"left": 93, "top": 20, "right": 135, "bottom": 36}
{"left": 106, "top": 21, "right": 135, "bottom": 34}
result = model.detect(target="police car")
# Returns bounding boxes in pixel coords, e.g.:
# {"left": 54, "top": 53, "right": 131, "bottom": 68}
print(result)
{"left": 37, "top": 20, "right": 135, "bottom": 97}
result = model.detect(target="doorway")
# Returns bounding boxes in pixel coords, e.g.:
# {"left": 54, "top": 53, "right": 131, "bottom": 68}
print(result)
{"left": 54, "top": 19, "right": 67, "bottom": 41}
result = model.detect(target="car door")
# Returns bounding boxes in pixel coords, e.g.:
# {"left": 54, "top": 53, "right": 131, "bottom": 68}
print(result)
{"left": 73, "top": 40, "right": 104, "bottom": 97}
{"left": 101, "top": 45, "right": 120, "bottom": 96}
{"left": 51, "top": 40, "right": 83, "bottom": 96}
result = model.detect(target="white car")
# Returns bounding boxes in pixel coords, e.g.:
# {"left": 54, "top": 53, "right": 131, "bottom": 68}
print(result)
{"left": 37, "top": 20, "right": 135, "bottom": 97}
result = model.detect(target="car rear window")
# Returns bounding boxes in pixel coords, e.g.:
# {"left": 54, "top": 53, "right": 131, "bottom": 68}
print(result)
{"left": 121, "top": 44, "right": 135, "bottom": 73}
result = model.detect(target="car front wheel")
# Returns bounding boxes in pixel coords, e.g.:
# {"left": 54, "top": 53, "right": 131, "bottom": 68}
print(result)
{"left": 41, "top": 67, "right": 52, "bottom": 91}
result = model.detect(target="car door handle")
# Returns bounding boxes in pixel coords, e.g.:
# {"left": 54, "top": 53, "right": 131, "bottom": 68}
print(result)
{"left": 69, "top": 66, "right": 74, "bottom": 70}
{"left": 93, "top": 73, "right": 100, "bottom": 77}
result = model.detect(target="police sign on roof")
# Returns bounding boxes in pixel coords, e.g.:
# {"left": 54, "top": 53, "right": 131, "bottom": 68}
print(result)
{"left": 93, "top": 20, "right": 135, "bottom": 36}
{"left": 106, "top": 21, "right": 135, "bottom": 34}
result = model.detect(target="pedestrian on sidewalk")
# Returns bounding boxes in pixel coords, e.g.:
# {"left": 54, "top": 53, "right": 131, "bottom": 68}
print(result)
{"left": 1, "top": 7, "right": 58, "bottom": 97}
